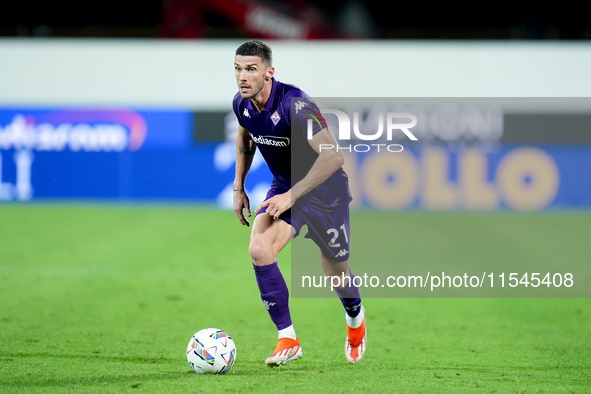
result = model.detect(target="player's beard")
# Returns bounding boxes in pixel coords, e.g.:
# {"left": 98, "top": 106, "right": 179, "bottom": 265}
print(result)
{"left": 243, "top": 80, "right": 264, "bottom": 100}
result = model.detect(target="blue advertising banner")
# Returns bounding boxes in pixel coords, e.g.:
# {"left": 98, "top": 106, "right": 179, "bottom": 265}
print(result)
{"left": 0, "top": 106, "right": 193, "bottom": 152}
{"left": 342, "top": 145, "right": 591, "bottom": 211}
{"left": 0, "top": 106, "right": 273, "bottom": 205}
{"left": 0, "top": 147, "right": 272, "bottom": 203}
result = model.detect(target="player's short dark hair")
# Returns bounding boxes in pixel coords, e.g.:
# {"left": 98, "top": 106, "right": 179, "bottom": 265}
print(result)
{"left": 235, "top": 39, "right": 273, "bottom": 67}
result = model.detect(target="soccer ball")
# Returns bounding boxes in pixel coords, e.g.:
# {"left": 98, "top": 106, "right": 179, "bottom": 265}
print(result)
{"left": 186, "top": 328, "right": 236, "bottom": 374}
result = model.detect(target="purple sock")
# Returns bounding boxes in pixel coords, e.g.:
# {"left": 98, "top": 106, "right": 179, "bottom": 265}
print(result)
{"left": 253, "top": 261, "right": 292, "bottom": 330}
{"left": 335, "top": 270, "right": 362, "bottom": 318}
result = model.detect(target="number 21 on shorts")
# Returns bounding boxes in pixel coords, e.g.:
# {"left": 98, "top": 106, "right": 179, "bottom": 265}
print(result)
{"left": 327, "top": 224, "right": 349, "bottom": 248}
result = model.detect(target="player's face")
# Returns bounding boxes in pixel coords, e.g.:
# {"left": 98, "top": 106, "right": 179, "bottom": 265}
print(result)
{"left": 234, "top": 55, "right": 273, "bottom": 100}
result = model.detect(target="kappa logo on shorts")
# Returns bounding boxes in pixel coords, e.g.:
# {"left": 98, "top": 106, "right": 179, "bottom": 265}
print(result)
{"left": 334, "top": 249, "right": 349, "bottom": 258}
{"left": 270, "top": 110, "right": 281, "bottom": 125}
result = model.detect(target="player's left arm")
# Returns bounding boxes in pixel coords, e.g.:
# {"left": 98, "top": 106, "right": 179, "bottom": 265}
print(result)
{"left": 256, "top": 128, "right": 344, "bottom": 219}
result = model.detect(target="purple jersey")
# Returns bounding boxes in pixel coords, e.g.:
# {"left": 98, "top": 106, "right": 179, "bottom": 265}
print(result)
{"left": 233, "top": 78, "right": 351, "bottom": 209}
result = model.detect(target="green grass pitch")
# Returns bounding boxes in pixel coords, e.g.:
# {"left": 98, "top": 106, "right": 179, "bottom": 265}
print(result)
{"left": 0, "top": 204, "right": 590, "bottom": 392}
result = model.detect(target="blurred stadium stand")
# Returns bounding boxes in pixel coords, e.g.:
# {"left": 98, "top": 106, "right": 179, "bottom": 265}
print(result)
{"left": 1, "top": 0, "right": 590, "bottom": 40}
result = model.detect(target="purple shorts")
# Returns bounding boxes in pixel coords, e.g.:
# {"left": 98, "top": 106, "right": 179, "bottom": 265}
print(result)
{"left": 258, "top": 185, "right": 350, "bottom": 262}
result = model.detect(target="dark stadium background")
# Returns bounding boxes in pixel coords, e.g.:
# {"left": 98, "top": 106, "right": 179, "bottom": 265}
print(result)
{"left": 2, "top": 0, "right": 589, "bottom": 40}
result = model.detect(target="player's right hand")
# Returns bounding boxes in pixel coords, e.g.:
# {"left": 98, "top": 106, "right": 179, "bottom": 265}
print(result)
{"left": 233, "top": 190, "right": 252, "bottom": 227}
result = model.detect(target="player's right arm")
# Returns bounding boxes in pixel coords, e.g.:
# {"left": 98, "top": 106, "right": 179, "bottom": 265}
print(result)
{"left": 233, "top": 125, "right": 256, "bottom": 226}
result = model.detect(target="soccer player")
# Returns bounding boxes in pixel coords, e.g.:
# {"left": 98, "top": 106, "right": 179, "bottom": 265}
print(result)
{"left": 232, "top": 39, "right": 366, "bottom": 366}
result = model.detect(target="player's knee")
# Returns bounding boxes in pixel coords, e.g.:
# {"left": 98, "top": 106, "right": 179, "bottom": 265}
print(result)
{"left": 321, "top": 255, "right": 350, "bottom": 277}
{"left": 249, "top": 238, "right": 274, "bottom": 266}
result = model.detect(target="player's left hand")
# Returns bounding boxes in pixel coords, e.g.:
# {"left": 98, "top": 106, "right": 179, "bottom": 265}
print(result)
{"left": 256, "top": 191, "right": 292, "bottom": 220}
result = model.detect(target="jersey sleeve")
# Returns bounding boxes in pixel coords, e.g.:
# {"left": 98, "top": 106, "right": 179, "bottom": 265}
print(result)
{"left": 289, "top": 94, "right": 325, "bottom": 140}
{"left": 232, "top": 93, "right": 246, "bottom": 128}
